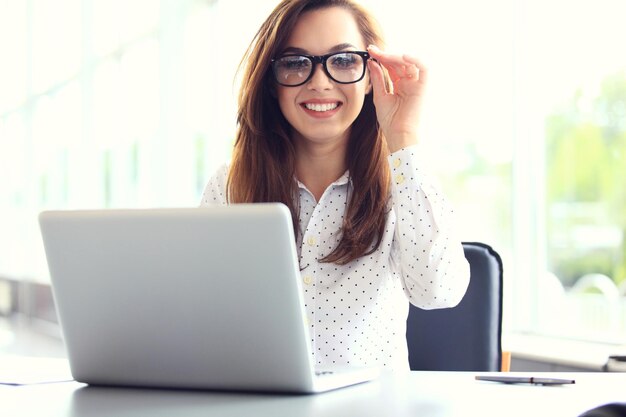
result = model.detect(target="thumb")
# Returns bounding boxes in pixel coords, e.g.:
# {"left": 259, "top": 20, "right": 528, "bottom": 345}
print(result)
{"left": 367, "top": 59, "right": 388, "bottom": 102}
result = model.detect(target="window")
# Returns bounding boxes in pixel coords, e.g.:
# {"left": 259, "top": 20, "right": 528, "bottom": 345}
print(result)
{"left": 365, "top": 0, "right": 626, "bottom": 344}
{"left": 1, "top": 0, "right": 625, "bottom": 353}
{"left": 518, "top": 0, "right": 626, "bottom": 343}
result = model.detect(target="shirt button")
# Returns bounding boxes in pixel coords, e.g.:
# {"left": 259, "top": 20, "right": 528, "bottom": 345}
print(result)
{"left": 393, "top": 158, "right": 402, "bottom": 168}
{"left": 307, "top": 236, "right": 316, "bottom": 246}
{"left": 303, "top": 276, "right": 313, "bottom": 285}
{"left": 395, "top": 174, "right": 405, "bottom": 184}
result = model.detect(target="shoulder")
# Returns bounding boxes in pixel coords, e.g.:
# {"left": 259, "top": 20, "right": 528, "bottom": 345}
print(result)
{"left": 388, "top": 144, "right": 444, "bottom": 193}
{"left": 200, "top": 163, "right": 229, "bottom": 206}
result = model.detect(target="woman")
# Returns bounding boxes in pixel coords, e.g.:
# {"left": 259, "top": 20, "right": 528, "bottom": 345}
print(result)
{"left": 201, "top": 0, "right": 470, "bottom": 371}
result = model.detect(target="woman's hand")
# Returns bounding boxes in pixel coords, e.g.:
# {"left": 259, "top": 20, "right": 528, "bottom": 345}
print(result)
{"left": 367, "top": 45, "right": 427, "bottom": 153}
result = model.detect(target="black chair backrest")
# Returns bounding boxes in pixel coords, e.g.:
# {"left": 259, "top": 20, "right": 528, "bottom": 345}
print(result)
{"left": 406, "top": 242, "right": 503, "bottom": 371}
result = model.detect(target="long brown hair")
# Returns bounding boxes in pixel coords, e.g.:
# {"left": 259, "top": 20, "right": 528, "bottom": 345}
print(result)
{"left": 228, "top": 0, "right": 390, "bottom": 265}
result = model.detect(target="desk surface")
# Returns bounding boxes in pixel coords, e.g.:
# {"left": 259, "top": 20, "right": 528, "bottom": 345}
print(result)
{"left": 3, "top": 371, "right": 625, "bottom": 417}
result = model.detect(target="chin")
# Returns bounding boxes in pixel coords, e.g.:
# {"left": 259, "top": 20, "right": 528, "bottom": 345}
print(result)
{"left": 298, "top": 129, "right": 350, "bottom": 144}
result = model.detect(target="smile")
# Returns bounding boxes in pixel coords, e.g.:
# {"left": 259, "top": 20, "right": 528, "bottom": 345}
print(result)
{"left": 302, "top": 102, "right": 341, "bottom": 112}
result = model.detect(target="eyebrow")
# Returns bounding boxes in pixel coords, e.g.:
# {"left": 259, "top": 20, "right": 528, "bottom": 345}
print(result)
{"left": 280, "top": 43, "right": 359, "bottom": 55}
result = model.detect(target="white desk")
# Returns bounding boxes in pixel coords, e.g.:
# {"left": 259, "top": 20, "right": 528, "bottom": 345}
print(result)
{"left": 3, "top": 371, "right": 626, "bottom": 417}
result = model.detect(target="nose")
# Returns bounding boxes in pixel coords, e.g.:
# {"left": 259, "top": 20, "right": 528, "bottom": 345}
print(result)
{"left": 306, "top": 63, "right": 333, "bottom": 91}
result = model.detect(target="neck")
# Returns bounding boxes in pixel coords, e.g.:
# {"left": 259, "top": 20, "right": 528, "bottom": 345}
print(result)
{"left": 294, "top": 135, "right": 348, "bottom": 202}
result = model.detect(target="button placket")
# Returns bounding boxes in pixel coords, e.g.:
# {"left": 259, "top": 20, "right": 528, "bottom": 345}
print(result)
{"left": 297, "top": 174, "right": 350, "bottom": 363}
{"left": 300, "top": 199, "right": 324, "bottom": 275}
{"left": 299, "top": 202, "right": 324, "bottom": 342}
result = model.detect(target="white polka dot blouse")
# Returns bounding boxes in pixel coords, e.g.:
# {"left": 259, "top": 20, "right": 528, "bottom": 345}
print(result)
{"left": 200, "top": 145, "right": 470, "bottom": 371}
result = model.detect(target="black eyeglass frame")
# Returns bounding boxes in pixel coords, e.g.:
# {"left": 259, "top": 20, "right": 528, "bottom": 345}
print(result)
{"left": 270, "top": 51, "right": 371, "bottom": 87}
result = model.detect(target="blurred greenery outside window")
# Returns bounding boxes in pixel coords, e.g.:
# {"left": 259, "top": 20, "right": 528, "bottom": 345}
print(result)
{"left": 0, "top": 0, "right": 625, "bottom": 346}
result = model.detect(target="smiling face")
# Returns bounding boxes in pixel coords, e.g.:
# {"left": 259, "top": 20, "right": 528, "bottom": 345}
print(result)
{"left": 276, "top": 6, "right": 371, "bottom": 149}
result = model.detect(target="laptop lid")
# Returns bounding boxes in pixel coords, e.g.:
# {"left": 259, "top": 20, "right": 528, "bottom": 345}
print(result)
{"left": 39, "top": 204, "right": 377, "bottom": 393}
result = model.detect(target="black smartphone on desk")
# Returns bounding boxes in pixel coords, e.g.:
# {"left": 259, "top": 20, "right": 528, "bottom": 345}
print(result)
{"left": 475, "top": 375, "right": 575, "bottom": 385}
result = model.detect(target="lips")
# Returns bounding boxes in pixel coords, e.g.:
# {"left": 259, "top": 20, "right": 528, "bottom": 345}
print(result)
{"left": 300, "top": 100, "right": 343, "bottom": 116}
{"left": 303, "top": 102, "right": 339, "bottom": 112}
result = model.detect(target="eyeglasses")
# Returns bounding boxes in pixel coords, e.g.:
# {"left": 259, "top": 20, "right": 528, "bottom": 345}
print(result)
{"left": 271, "top": 51, "right": 370, "bottom": 87}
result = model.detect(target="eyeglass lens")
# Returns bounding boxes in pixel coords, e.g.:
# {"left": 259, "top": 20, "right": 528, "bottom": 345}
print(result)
{"left": 273, "top": 52, "right": 366, "bottom": 86}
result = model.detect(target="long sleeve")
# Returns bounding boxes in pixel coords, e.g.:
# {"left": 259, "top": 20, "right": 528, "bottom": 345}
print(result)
{"left": 197, "top": 152, "right": 470, "bottom": 370}
{"left": 388, "top": 145, "right": 470, "bottom": 309}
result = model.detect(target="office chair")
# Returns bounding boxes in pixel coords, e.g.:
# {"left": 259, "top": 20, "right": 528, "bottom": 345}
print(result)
{"left": 406, "top": 241, "right": 505, "bottom": 371}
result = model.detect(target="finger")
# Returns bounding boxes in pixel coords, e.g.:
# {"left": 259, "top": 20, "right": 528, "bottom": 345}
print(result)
{"left": 367, "top": 59, "right": 390, "bottom": 98}
{"left": 402, "top": 54, "right": 428, "bottom": 84}
{"left": 367, "top": 45, "right": 406, "bottom": 66}
{"left": 368, "top": 45, "right": 426, "bottom": 82}
{"left": 402, "top": 53, "right": 426, "bottom": 68}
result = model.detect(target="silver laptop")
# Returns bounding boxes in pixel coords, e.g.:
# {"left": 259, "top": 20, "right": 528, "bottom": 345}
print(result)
{"left": 38, "top": 203, "right": 379, "bottom": 393}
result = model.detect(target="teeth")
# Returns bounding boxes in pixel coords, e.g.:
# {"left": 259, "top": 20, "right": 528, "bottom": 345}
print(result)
{"left": 304, "top": 102, "right": 339, "bottom": 112}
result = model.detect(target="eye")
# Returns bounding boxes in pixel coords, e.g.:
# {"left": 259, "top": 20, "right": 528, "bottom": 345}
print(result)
{"left": 277, "top": 56, "right": 311, "bottom": 71}
{"left": 329, "top": 53, "right": 359, "bottom": 69}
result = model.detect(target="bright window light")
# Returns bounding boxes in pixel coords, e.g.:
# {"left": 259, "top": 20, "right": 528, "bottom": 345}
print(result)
{"left": 0, "top": 0, "right": 625, "bottom": 347}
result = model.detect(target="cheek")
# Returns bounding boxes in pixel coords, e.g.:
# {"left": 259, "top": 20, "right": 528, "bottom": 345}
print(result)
{"left": 364, "top": 77, "right": 372, "bottom": 94}
{"left": 277, "top": 88, "right": 297, "bottom": 117}
{"left": 361, "top": 72, "right": 372, "bottom": 95}
{"left": 345, "top": 84, "right": 369, "bottom": 110}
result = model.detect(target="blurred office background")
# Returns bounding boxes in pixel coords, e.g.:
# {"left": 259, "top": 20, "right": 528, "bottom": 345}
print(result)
{"left": 1, "top": 0, "right": 625, "bottom": 367}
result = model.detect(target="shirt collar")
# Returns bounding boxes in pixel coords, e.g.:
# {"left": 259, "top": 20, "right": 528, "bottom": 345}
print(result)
{"left": 296, "top": 170, "right": 351, "bottom": 189}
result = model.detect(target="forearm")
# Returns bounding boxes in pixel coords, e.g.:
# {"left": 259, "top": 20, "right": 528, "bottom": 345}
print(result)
{"left": 388, "top": 146, "right": 470, "bottom": 309}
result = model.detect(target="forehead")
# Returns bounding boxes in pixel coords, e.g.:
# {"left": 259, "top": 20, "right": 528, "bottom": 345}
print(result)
{"left": 285, "top": 7, "right": 365, "bottom": 54}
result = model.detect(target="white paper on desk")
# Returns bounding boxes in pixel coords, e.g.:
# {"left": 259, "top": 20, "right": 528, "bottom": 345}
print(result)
{"left": 0, "top": 356, "right": 74, "bottom": 385}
